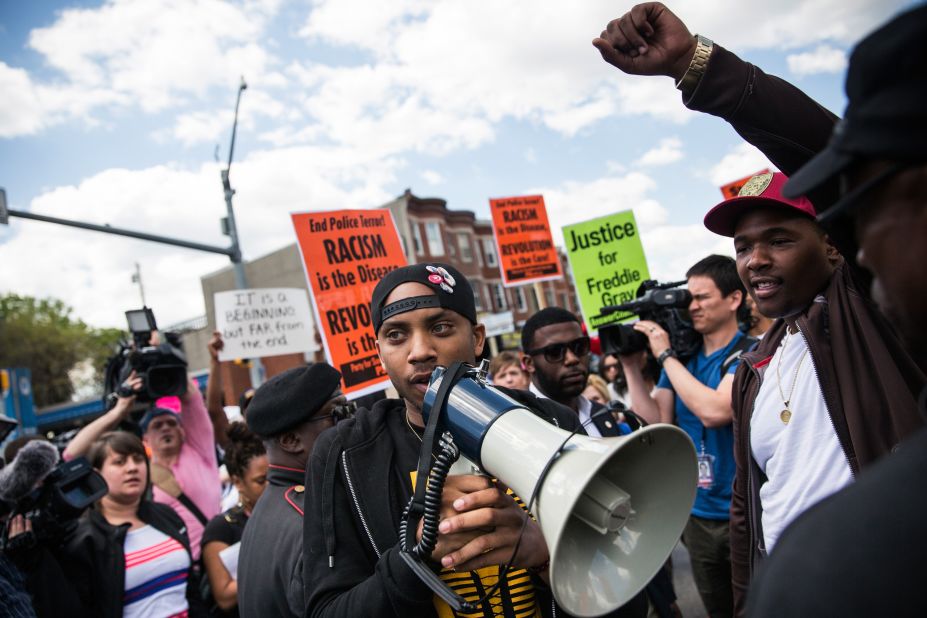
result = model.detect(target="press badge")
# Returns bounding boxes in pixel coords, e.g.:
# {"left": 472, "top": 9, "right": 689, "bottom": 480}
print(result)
{"left": 697, "top": 451, "right": 715, "bottom": 489}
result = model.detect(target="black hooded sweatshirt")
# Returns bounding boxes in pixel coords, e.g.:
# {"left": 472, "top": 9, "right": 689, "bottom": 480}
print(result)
{"left": 302, "top": 387, "right": 589, "bottom": 618}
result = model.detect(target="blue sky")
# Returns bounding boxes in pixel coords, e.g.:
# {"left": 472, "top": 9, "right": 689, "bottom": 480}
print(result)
{"left": 0, "top": 0, "right": 914, "bottom": 328}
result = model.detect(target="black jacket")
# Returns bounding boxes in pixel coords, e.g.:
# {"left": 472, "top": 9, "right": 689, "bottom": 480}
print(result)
{"left": 238, "top": 464, "right": 306, "bottom": 618}
{"left": 303, "top": 388, "right": 582, "bottom": 617}
{"left": 58, "top": 500, "right": 201, "bottom": 618}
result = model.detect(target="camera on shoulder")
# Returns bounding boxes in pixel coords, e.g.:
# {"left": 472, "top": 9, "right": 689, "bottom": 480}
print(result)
{"left": 598, "top": 280, "right": 701, "bottom": 360}
{"left": 104, "top": 307, "right": 188, "bottom": 404}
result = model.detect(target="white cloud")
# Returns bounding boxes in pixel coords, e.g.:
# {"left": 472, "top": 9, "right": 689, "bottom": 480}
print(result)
{"left": 639, "top": 137, "right": 684, "bottom": 167}
{"left": 6, "top": 0, "right": 904, "bottom": 148}
{"left": 533, "top": 171, "right": 668, "bottom": 238}
{"left": 787, "top": 45, "right": 848, "bottom": 76}
{"left": 421, "top": 170, "right": 444, "bottom": 185}
{"left": 0, "top": 63, "right": 46, "bottom": 137}
{"left": 535, "top": 170, "right": 733, "bottom": 282}
{"left": 3, "top": 0, "right": 282, "bottom": 136}
{"left": 0, "top": 147, "right": 401, "bottom": 327}
{"left": 671, "top": 0, "right": 908, "bottom": 51}
{"left": 708, "top": 143, "right": 776, "bottom": 187}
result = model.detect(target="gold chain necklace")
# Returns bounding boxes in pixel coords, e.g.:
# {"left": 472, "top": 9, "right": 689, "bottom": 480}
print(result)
{"left": 405, "top": 412, "right": 437, "bottom": 461}
{"left": 775, "top": 330, "right": 809, "bottom": 425}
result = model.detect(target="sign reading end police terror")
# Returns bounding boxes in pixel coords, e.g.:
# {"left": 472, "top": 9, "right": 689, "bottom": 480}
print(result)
{"left": 215, "top": 288, "right": 317, "bottom": 362}
{"left": 562, "top": 210, "right": 651, "bottom": 333}
{"left": 291, "top": 209, "right": 407, "bottom": 398}
{"left": 489, "top": 195, "right": 562, "bottom": 286}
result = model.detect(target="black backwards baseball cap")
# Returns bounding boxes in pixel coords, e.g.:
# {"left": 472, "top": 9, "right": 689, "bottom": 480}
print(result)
{"left": 784, "top": 4, "right": 927, "bottom": 225}
{"left": 370, "top": 263, "right": 476, "bottom": 335}
{"left": 245, "top": 363, "right": 342, "bottom": 438}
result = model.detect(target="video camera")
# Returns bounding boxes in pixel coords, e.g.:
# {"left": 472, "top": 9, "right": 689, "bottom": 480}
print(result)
{"left": 598, "top": 280, "right": 701, "bottom": 360}
{"left": 1, "top": 442, "right": 108, "bottom": 548}
{"left": 104, "top": 307, "right": 188, "bottom": 404}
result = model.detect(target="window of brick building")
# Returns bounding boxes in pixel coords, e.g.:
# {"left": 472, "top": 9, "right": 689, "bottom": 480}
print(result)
{"left": 425, "top": 221, "right": 444, "bottom": 256}
{"left": 412, "top": 223, "right": 424, "bottom": 256}
{"left": 458, "top": 233, "right": 472, "bottom": 262}
{"left": 492, "top": 284, "right": 507, "bottom": 311}
{"left": 483, "top": 239, "right": 498, "bottom": 267}
{"left": 515, "top": 287, "right": 527, "bottom": 312}
{"left": 473, "top": 288, "right": 484, "bottom": 311}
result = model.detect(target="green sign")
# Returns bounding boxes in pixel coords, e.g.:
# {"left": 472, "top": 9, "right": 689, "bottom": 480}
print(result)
{"left": 562, "top": 210, "right": 650, "bottom": 333}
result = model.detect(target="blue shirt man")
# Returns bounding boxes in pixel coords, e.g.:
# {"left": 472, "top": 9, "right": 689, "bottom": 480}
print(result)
{"left": 657, "top": 331, "right": 745, "bottom": 518}
{"left": 620, "top": 255, "right": 749, "bottom": 618}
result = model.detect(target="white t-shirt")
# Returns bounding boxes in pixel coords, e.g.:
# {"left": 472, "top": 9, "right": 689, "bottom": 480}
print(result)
{"left": 123, "top": 524, "right": 191, "bottom": 618}
{"left": 750, "top": 329, "right": 853, "bottom": 552}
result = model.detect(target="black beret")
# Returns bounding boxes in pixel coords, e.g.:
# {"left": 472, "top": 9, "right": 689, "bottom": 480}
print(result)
{"left": 245, "top": 363, "right": 342, "bottom": 437}
{"left": 370, "top": 263, "right": 476, "bottom": 335}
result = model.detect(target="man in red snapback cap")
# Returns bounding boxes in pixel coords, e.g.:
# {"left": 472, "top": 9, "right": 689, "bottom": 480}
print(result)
{"left": 703, "top": 170, "right": 923, "bottom": 613}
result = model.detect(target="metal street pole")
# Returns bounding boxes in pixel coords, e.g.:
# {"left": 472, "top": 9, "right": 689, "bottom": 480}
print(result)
{"left": 132, "top": 262, "right": 147, "bottom": 307}
{"left": 222, "top": 77, "right": 264, "bottom": 388}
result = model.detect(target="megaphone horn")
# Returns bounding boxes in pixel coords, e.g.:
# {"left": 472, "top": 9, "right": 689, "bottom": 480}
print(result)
{"left": 423, "top": 364, "right": 697, "bottom": 618}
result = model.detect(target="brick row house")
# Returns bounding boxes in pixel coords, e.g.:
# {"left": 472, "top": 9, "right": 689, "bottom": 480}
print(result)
{"left": 383, "top": 189, "right": 579, "bottom": 331}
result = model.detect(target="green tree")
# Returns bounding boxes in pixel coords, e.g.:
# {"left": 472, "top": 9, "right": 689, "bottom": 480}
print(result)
{"left": 0, "top": 294, "right": 124, "bottom": 407}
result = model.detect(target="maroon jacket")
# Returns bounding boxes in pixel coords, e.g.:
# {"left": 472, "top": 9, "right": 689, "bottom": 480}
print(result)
{"left": 682, "top": 46, "right": 927, "bottom": 615}
{"left": 729, "top": 263, "right": 925, "bottom": 614}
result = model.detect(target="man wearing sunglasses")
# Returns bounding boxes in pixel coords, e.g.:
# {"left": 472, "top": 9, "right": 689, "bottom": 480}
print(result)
{"left": 521, "top": 308, "right": 602, "bottom": 429}
{"left": 238, "top": 362, "right": 346, "bottom": 618}
{"left": 621, "top": 254, "right": 749, "bottom": 618}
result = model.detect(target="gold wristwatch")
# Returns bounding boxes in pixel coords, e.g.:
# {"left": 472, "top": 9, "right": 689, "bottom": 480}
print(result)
{"left": 675, "top": 34, "right": 713, "bottom": 95}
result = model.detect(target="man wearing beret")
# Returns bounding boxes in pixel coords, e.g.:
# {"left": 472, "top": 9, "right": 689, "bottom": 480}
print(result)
{"left": 302, "top": 263, "right": 636, "bottom": 618}
{"left": 238, "top": 362, "right": 347, "bottom": 618}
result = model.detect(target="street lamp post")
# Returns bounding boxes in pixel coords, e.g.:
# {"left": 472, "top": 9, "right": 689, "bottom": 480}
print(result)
{"left": 222, "top": 77, "right": 264, "bottom": 388}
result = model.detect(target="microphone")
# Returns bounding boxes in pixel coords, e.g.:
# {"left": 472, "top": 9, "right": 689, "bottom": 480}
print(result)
{"left": 0, "top": 440, "right": 59, "bottom": 503}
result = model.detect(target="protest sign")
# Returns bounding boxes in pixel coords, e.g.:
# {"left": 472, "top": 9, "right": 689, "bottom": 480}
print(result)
{"left": 562, "top": 210, "right": 651, "bottom": 333}
{"left": 291, "top": 209, "right": 406, "bottom": 398}
{"left": 214, "top": 288, "right": 317, "bottom": 362}
{"left": 720, "top": 169, "right": 771, "bottom": 199}
{"left": 489, "top": 195, "right": 562, "bottom": 286}
{"left": 481, "top": 311, "right": 515, "bottom": 338}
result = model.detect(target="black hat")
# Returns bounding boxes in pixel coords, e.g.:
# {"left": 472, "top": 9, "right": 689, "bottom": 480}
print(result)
{"left": 245, "top": 363, "right": 342, "bottom": 437}
{"left": 370, "top": 263, "right": 476, "bottom": 335}
{"left": 784, "top": 4, "right": 927, "bottom": 223}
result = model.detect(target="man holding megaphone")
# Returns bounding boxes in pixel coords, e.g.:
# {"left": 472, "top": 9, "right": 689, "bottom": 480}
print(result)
{"left": 303, "top": 263, "right": 679, "bottom": 618}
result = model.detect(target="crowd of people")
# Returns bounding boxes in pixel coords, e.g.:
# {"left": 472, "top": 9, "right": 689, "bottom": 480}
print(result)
{"left": 1, "top": 2, "right": 925, "bottom": 616}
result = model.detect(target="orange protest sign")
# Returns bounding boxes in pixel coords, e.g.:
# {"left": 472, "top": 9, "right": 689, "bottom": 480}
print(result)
{"left": 720, "top": 169, "right": 771, "bottom": 199}
{"left": 291, "top": 209, "right": 407, "bottom": 398}
{"left": 489, "top": 195, "right": 562, "bottom": 286}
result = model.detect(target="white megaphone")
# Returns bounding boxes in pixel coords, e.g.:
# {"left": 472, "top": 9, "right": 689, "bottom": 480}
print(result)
{"left": 419, "top": 361, "right": 697, "bottom": 618}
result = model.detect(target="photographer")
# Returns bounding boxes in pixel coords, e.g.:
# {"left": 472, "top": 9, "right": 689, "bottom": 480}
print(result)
{"left": 12, "top": 432, "right": 202, "bottom": 618}
{"left": 621, "top": 255, "right": 752, "bottom": 618}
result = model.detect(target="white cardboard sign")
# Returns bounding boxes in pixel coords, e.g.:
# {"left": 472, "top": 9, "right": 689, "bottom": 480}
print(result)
{"left": 214, "top": 288, "right": 317, "bottom": 361}
{"left": 481, "top": 311, "right": 515, "bottom": 338}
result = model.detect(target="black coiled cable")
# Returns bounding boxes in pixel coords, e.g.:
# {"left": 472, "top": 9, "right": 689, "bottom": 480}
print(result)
{"left": 400, "top": 431, "right": 460, "bottom": 559}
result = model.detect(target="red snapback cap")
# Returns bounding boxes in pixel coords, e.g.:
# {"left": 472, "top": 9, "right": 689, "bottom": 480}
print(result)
{"left": 703, "top": 171, "right": 817, "bottom": 237}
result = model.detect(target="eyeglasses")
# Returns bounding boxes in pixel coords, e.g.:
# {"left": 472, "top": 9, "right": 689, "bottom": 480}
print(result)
{"left": 306, "top": 401, "right": 357, "bottom": 425}
{"left": 527, "top": 336, "right": 591, "bottom": 363}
